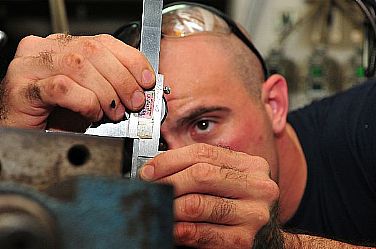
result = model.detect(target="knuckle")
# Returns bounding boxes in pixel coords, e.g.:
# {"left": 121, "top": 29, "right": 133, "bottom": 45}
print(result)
{"left": 193, "top": 143, "right": 220, "bottom": 161}
{"left": 182, "top": 194, "right": 205, "bottom": 219}
{"left": 95, "top": 34, "right": 114, "bottom": 42}
{"left": 251, "top": 155, "right": 271, "bottom": 173}
{"left": 82, "top": 38, "right": 102, "bottom": 57}
{"left": 174, "top": 223, "right": 198, "bottom": 243}
{"left": 253, "top": 155, "right": 269, "bottom": 167}
{"left": 53, "top": 34, "right": 76, "bottom": 45}
{"left": 62, "top": 53, "right": 86, "bottom": 71}
{"left": 7, "top": 58, "right": 21, "bottom": 75}
{"left": 190, "top": 163, "right": 216, "bottom": 185}
{"left": 79, "top": 92, "right": 101, "bottom": 119}
{"left": 243, "top": 204, "right": 270, "bottom": 228}
{"left": 45, "top": 75, "right": 71, "bottom": 98}
{"left": 261, "top": 180, "right": 280, "bottom": 202}
{"left": 16, "top": 35, "right": 43, "bottom": 57}
{"left": 17, "top": 35, "right": 40, "bottom": 51}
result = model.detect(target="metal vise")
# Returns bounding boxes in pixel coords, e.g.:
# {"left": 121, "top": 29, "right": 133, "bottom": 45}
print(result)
{"left": 0, "top": 127, "right": 173, "bottom": 249}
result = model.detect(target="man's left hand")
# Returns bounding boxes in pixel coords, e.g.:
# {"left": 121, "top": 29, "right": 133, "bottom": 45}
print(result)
{"left": 140, "top": 143, "right": 280, "bottom": 248}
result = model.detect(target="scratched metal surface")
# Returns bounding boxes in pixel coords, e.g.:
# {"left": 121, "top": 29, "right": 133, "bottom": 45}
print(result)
{"left": 0, "top": 127, "right": 129, "bottom": 190}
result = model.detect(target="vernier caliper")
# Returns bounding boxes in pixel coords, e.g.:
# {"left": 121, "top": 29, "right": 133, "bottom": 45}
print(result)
{"left": 86, "top": 0, "right": 165, "bottom": 179}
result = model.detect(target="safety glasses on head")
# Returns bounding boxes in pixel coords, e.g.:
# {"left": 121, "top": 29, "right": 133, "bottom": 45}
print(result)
{"left": 161, "top": 3, "right": 231, "bottom": 37}
{"left": 114, "top": 1, "right": 268, "bottom": 79}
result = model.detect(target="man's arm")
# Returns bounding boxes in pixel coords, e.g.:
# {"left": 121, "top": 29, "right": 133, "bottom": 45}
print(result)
{"left": 254, "top": 216, "right": 375, "bottom": 249}
{"left": 252, "top": 209, "right": 375, "bottom": 249}
{"left": 283, "top": 232, "right": 375, "bottom": 249}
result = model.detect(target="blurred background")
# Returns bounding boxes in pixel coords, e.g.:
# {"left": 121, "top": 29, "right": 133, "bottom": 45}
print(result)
{"left": 0, "top": 0, "right": 375, "bottom": 110}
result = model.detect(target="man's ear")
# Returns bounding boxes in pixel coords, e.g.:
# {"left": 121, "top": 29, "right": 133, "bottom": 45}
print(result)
{"left": 261, "top": 74, "right": 289, "bottom": 135}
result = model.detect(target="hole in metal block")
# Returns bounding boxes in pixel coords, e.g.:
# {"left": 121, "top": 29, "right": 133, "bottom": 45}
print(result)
{"left": 67, "top": 145, "right": 90, "bottom": 167}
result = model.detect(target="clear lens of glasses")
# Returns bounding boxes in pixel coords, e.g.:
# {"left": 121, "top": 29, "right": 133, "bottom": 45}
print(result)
{"left": 162, "top": 4, "right": 231, "bottom": 38}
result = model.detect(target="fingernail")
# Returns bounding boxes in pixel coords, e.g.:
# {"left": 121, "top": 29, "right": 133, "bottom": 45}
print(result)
{"left": 131, "top": 90, "right": 145, "bottom": 109}
{"left": 142, "top": 69, "right": 154, "bottom": 86}
{"left": 141, "top": 165, "right": 154, "bottom": 180}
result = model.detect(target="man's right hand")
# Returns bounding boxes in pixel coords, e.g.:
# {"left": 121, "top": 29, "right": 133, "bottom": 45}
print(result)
{"left": 0, "top": 34, "right": 155, "bottom": 131}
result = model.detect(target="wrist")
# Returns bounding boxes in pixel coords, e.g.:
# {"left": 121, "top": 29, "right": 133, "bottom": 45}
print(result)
{"left": 281, "top": 232, "right": 373, "bottom": 249}
{"left": 282, "top": 232, "right": 302, "bottom": 249}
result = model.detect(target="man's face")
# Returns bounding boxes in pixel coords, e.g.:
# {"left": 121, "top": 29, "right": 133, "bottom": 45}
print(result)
{"left": 159, "top": 35, "right": 279, "bottom": 178}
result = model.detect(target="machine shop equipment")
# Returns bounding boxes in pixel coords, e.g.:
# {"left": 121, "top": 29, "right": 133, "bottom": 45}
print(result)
{"left": 0, "top": 0, "right": 173, "bottom": 248}
{"left": 0, "top": 128, "right": 173, "bottom": 249}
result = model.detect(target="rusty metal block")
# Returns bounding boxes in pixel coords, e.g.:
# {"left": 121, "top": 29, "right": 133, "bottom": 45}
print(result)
{"left": 0, "top": 128, "right": 132, "bottom": 190}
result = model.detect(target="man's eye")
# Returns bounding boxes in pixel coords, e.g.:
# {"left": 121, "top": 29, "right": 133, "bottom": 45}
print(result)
{"left": 193, "top": 120, "right": 214, "bottom": 134}
{"left": 197, "top": 120, "right": 210, "bottom": 130}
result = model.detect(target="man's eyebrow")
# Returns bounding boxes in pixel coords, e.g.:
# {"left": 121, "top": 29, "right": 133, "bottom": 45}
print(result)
{"left": 176, "top": 106, "right": 230, "bottom": 127}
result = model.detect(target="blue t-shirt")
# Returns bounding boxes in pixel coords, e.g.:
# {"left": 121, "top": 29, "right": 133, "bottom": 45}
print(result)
{"left": 285, "top": 79, "right": 376, "bottom": 246}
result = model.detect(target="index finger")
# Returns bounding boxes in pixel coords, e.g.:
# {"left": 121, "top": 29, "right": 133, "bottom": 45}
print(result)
{"left": 20, "top": 34, "right": 156, "bottom": 90}
{"left": 140, "top": 143, "right": 270, "bottom": 181}
{"left": 93, "top": 34, "right": 156, "bottom": 90}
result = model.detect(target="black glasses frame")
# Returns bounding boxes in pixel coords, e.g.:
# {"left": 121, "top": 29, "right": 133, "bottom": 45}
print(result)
{"left": 114, "top": 1, "right": 269, "bottom": 79}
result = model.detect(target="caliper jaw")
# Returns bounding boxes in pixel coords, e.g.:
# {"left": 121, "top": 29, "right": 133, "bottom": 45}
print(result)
{"left": 85, "top": 73, "right": 165, "bottom": 179}
{"left": 129, "top": 73, "right": 165, "bottom": 178}
{"left": 86, "top": 0, "right": 165, "bottom": 179}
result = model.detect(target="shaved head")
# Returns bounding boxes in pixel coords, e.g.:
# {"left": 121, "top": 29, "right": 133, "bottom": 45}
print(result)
{"left": 160, "top": 32, "right": 266, "bottom": 106}
{"left": 219, "top": 34, "right": 265, "bottom": 100}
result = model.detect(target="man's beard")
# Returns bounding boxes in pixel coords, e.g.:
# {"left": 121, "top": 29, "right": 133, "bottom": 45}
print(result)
{"left": 253, "top": 203, "right": 284, "bottom": 249}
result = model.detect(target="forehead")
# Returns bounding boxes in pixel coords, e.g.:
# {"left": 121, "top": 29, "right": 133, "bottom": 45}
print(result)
{"left": 159, "top": 35, "right": 243, "bottom": 92}
{"left": 158, "top": 35, "right": 254, "bottom": 115}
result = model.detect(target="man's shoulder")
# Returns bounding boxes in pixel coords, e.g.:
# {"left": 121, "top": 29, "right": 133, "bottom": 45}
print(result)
{"left": 287, "top": 78, "right": 376, "bottom": 165}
